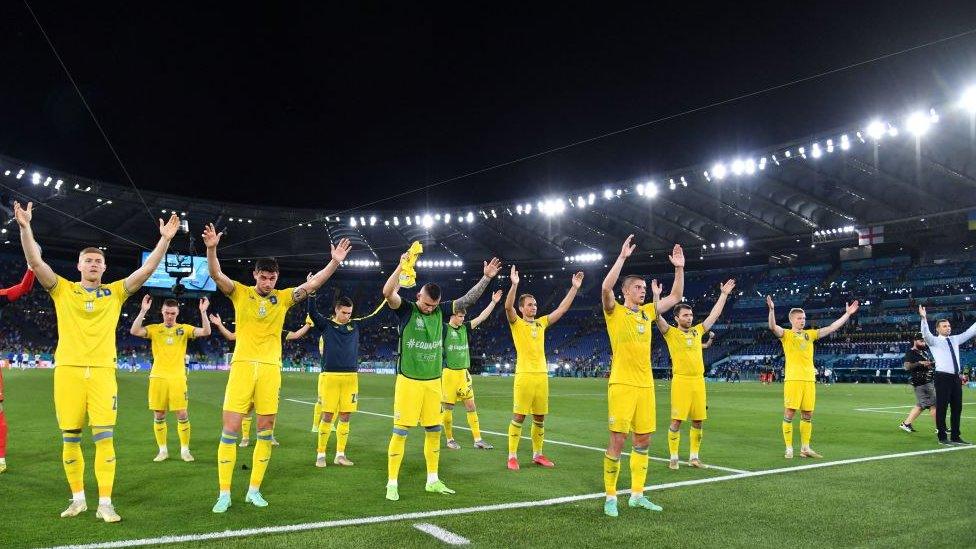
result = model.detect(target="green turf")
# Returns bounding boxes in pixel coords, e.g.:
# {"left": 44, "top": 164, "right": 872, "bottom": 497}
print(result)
{"left": 1, "top": 369, "right": 974, "bottom": 548}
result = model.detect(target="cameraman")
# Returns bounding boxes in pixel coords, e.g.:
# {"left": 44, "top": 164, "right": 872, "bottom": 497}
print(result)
{"left": 899, "top": 333, "right": 935, "bottom": 433}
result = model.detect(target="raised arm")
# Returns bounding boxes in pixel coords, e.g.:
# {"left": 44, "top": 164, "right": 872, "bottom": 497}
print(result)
{"left": 285, "top": 321, "right": 313, "bottom": 341}
{"left": 817, "top": 301, "right": 859, "bottom": 339}
{"left": 470, "top": 290, "right": 503, "bottom": 329}
{"left": 14, "top": 201, "right": 57, "bottom": 289}
{"left": 548, "top": 271, "right": 583, "bottom": 325}
{"left": 306, "top": 293, "right": 330, "bottom": 328}
{"left": 602, "top": 235, "right": 635, "bottom": 313}
{"left": 125, "top": 214, "right": 180, "bottom": 294}
{"left": 209, "top": 313, "right": 236, "bottom": 341}
{"left": 292, "top": 239, "right": 351, "bottom": 303}
{"left": 192, "top": 297, "right": 211, "bottom": 338}
{"left": 129, "top": 294, "right": 153, "bottom": 338}
{"left": 954, "top": 316, "right": 976, "bottom": 345}
{"left": 703, "top": 279, "right": 735, "bottom": 331}
{"left": 452, "top": 257, "right": 501, "bottom": 313}
{"left": 382, "top": 253, "right": 407, "bottom": 310}
{"left": 202, "top": 223, "right": 235, "bottom": 295}
{"left": 655, "top": 244, "right": 686, "bottom": 314}
{"left": 504, "top": 265, "right": 520, "bottom": 323}
{"left": 651, "top": 280, "right": 670, "bottom": 335}
{"left": 766, "top": 295, "right": 785, "bottom": 338}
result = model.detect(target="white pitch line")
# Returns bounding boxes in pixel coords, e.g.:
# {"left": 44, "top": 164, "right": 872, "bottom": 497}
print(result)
{"left": 855, "top": 408, "right": 976, "bottom": 419}
{"left": 284, "top": 398, "right": 750, "bottom": 475}
{"left": 413, "top": 523, "right": 470, "bottom": 545}
{"left": 44, "top": 445, "right": 975, "bottom": 549}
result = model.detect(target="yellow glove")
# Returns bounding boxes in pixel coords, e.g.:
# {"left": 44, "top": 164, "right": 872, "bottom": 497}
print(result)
{"left": 398, "top": 241, "right": 424, "bottom": 288}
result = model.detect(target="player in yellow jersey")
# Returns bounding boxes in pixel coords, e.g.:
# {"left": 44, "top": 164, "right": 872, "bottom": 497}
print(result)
{"left": 504, "top": 265, "right": 583, "bottom": 470}
{"left": 203, "top": 223, "right": 350, "bottom": 513}
{"left": 767, "top": 295, "right": 858, "bottom": 459}
{"left": 209, "top": 312, "right": 312, "bottom": 447}
{"left": 599, "top": 235, "right": 684, "bottom": 517}
{"left": 15, "top": 200, "right": 180, "bottom": 522}
{"left": 130, "top": 295, "right": 211, "bottom": 463}
{"left": 653, "top": 279, "right": 734, "bottom": 470}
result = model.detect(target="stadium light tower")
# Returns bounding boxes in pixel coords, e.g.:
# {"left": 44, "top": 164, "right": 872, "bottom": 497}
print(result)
{"left": 866, "top": 120, "right": 886, "bottom": 140}
{"left": 905, "top": 111, "right": 931, "bottom": 136}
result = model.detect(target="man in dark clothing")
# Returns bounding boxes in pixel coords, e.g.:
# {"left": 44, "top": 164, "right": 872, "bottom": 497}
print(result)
{"left": 899, "top": 333, "right": 935, "bottom": 433}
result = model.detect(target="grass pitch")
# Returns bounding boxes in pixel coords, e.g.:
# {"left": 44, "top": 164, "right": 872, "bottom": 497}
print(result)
{"left": 1, "top": 369, "right": 974, "bottom": 548}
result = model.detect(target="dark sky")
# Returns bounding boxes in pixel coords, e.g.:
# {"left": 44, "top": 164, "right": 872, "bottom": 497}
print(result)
{"left": 3, "top": 2, "right": 976, "bottom": 213}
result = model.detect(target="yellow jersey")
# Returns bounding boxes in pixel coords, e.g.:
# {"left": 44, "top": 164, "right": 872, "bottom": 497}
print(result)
{"left": 510, "top": 315, "right": 549, "bottom": 374}
{"left": 780, "top": 328, "right": 819, "bottom": 382}
{"left": 605, "top": 302, "right": 656, "bottom": 387}
{"left": 663, "top": 322, "right": 706, "bottom": 378}
{"left": 146, "top": 323, "right": 195, "bottom": 378}
{"left": 48, "top": 275, "right": 130, "bottom": 368}
{"left": 229, "top": 281, "right": 296, "bottom": 366}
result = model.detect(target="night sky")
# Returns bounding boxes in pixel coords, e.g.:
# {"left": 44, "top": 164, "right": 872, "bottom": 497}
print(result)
{"left": 3, "top": 2, "right": 976, "bottom": 213}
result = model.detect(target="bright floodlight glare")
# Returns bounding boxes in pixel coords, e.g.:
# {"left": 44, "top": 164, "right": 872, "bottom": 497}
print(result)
{"left": 866, "top": 120, "right": 885, "bottom": 140}
{"left": 961, "top": 85, "right": 976, "bottom": 113}
{"left": 445, "top": 213, "right": 451, "bottom": 223}
{"left": 680, "top": 176, "right": 687, "bottom": 186}
{"left": 669, "top": 179, "right": 676, "bottom": 191}
{"left": 369, "top": 215, "right": 377, "bottom": 226}
{"left": 588, "top": 192, "right": 595, "bottom": 205}
{"left": 603, "top": 189, "right": 613, "bottom": 200}
{"left": 422, "top": 214, "right": 433, "bottom": 228}
{"left": 840, "top": 134, "right": 851, "bottom": 150}
{"left": 711, "top": 163, "right": 727, "bottom": 180}
{"left": 905, "top": 111, "right": 931, "bottom": 136}
{"left": 736, "top": 238, "right": 744, "bottom": 247}
{"left": 349, "top": 217, "right": 357, "bottom": 227}
{"left": 636, "top": 183, "right": 645, "bottom": 195}
{"left": 516, "top": 204, "right": 523, "bottom": 214}
{"left": 730, "top": 159, "right": 744, "bottom": 176}
{"left": 466, "top": 212, "right": 474, "bottom": 223}
{"left": 646, "top": 183, "right": 658, "bottom": 197}
{"left": 811, "top": 143, "right": 822, "bottom": 158}
{"left": 744, "top": 158, "right": 756, "bottom": 174}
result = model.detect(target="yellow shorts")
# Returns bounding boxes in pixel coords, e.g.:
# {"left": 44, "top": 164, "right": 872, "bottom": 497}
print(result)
{"left": 513, "top": 373, "right": 549, "bottom": 415}
{"left": 670, "top": 375, "right": 707, "bottom": 421}
{"left": 317, "top": 372, "right": 359, "bottom": 414}
{"left": 392, "top": 375, "right": 442, "bottom": 427}
{"left": 441, "top": 368, "right": 474, "bottom": 404}
{"left": 148, "top": 376, "right": 188, "bottom": 411}
{"left": 223, "top": 361, "right": 281, "bottom": 415}
{"left": 608, "top": 384, "right": 655, "bottom": 434}
{"left": 784, "top": 380, "right": 816, "bottom": 411}
{"left": 54, "top": 366, "right": 117, "bottom": 430}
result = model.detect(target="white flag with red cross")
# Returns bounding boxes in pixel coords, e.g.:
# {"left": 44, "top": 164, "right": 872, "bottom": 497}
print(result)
{"left": 857, "top": 226, "right": 884, "bottom": 245}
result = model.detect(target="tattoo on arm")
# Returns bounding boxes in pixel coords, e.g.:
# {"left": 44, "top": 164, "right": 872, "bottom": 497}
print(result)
{"left": 293, "top": 287, "right": 309, "bottom": 304}
{"left": 454, "top": 277, "right": 490, "bottom": 312}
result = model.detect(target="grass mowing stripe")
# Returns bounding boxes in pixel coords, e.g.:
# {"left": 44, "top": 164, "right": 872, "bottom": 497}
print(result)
{"left": 44, "top": 445, "right": 974, "bottom": 549}
{"left": 284, "top": 398, "right": 752, "bottom": 474}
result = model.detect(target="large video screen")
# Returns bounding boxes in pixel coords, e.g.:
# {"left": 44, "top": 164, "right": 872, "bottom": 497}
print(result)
{"left": 140, "top": 252, "right": 216, "bottom": 292}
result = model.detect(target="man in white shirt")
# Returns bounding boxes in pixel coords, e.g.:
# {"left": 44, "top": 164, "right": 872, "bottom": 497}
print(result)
{"left": 919, "top": 305, "right": 976, "bottom": 445}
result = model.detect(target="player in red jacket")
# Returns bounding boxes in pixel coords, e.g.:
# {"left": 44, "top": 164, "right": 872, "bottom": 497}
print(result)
{"left": 0, "top": 267, "right": 37, "bottom": 473}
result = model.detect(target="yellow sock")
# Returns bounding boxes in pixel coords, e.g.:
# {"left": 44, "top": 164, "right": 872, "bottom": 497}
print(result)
{"left": 217, "top": 430, "right": 239, "bottom": 491}
{"left": 508, "top": 420, "right": 523, "bottom": 455}
{"left": 317, "top": 420, "right": 333, "bottom": 454}
{"left": 531, "top": 421, "right": 545, "bottom": 455}
{"left": 799, "top": 418, "right": 812, "bottom": 448}
{"left": 424, "top": 427, "right": 441, "bottom": 475}
{"left": 387, "top": 426, "right": 408, "bottom": 481}
{"left": 241, "top": 414, "right": 252, "bottom": 440}
{"left": 61, "top": 431, "right": 85, "bottom": 494}
{"left": 690, "top": 426, "right": 703, "bottom": 458}
{"left": 466, "top": 411, "right": 482, "bottom": 441}
{"left": 782, "top": 418, "right": 794, "bottom": 448}
{"left": 442, "top": 408, "right": 454, "bottom": 440}
{"left": 630, "top": 446, "right": 649, "bottom": 494}
{"left": 336, "top": 419, "right": 350, "bottom": 454}
{"left": 153, "top": 418, "right": 167, "bottom": 449}
{"left": 248, "top": 429, "right": 274, "bottom": 490}
{"left": 667, "top": 427, "right": 680, "bottom": 459}
{"left": 177, "top": 418, "right": 191, "bottom": 450}
{"left": 313, "top": 400, "right": 322, "bottom": 432}
{"left": 603, "top": 453, "right": 620, "bottom": 497}
{"left": 92, "top": 427, "right": 115, "bottom": 499}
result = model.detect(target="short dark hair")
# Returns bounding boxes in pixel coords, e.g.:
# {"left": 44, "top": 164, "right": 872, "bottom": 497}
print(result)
{"left": 254, "top": 257, "right": 279, "bottom": 273}
{"left": 673, "top": 303, "right": 693, "bottom": 317}
{"left": 518, "top": 294, "right": 535, "bottom": 307}
{"left": 936, "top": 319, "right": 950, "bottom": 328}
{"left": 421, "top": 283, "right": 441, "bottom": 301}
{"left": 622, "top": 275, "right": 644, "bottom": 288}
{"left": 162, "top": 299, "right": 180, "bottom": 309}
{"left": 334, "top": 296, "right": 354, "bottom": 309}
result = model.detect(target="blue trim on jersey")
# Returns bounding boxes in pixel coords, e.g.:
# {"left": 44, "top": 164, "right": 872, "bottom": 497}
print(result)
{"left": 62, "top": 436, "right": 82, "bottom": 443}
{"left": 92, "top": 430, "right": 114, "bottom": 441}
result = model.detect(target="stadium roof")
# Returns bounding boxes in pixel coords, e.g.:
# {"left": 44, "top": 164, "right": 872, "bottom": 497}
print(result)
{"left": 2, "top": 100, "right": 976, "bottom": 272}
